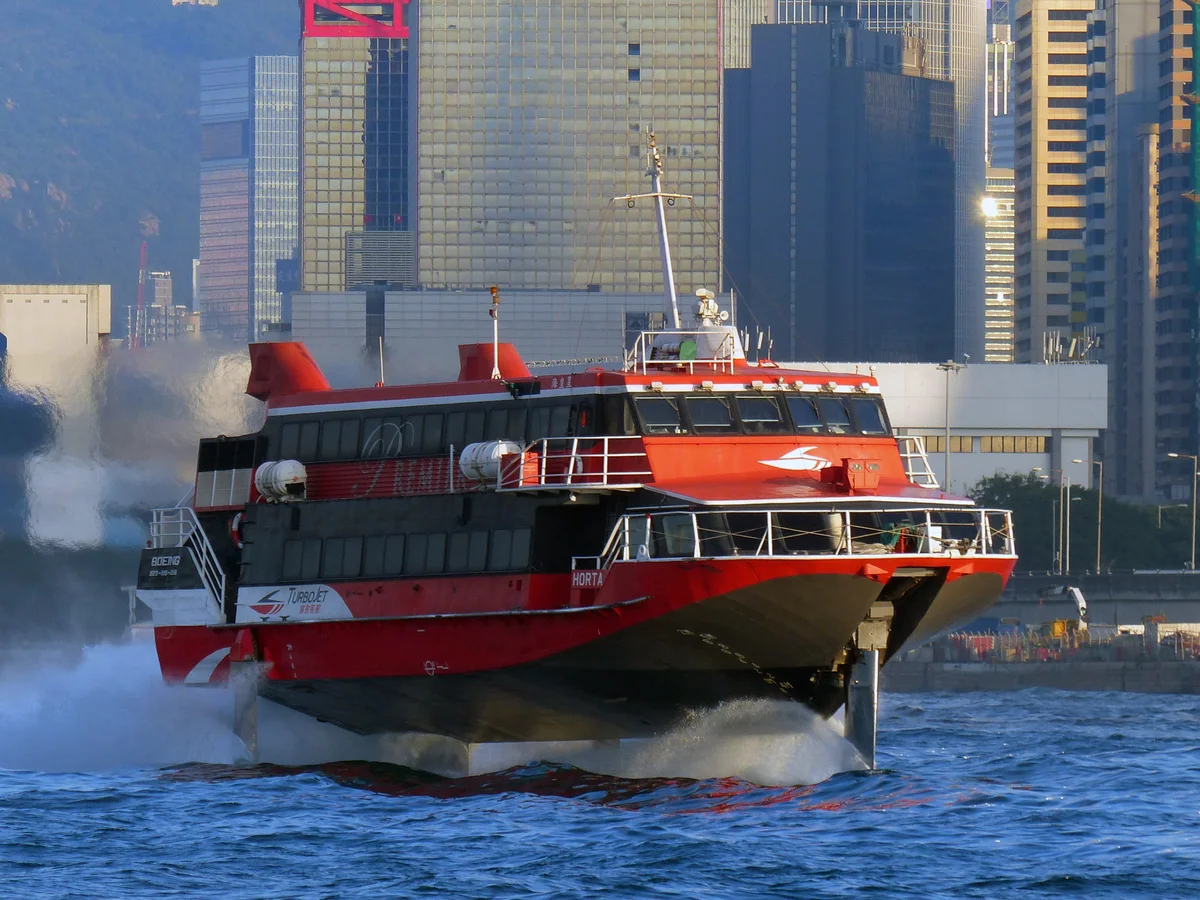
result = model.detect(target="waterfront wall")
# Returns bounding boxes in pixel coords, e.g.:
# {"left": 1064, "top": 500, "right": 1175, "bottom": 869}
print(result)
{"left": 883, "top": 660, "right": 1200, "bottom": 694}
{"left": 992, "top": 573, "right": 1200, "bottom": 626}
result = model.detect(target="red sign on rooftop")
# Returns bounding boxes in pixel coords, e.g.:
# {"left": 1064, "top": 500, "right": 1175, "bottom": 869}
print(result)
{"left": 302, "top": 0, "right": 410, "bottom": 39}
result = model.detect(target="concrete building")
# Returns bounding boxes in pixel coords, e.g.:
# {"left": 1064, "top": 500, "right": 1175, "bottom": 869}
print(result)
{"left": 725, "top": 20, "right": 956, "bottom": 362}
{"left": 777, "top": 0, "right": 987, "bottom": 360}
{"left": 723, "top": 0, "right": 776, "bottom": 67}
{"left": 785, "top": 359, "right": 1108, "bottom": 496}
{"left": 199, "top": 56, "right": 299, "bottom": 341}
{"left": 1013, "top": 0, "right": 1092, "bottom": 363}
{"left": 299, "top": 0, "right": 731, "bottom": 300}
{"left": 0, "top": 285, "right": 111, "bottom": 547}
{"left": 290, "top": 289, "right": 670, "bottom": 383}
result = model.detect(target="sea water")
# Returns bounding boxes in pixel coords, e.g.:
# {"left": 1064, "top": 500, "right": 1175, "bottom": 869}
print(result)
{"left": 1, "top": 642, "right": 1198, "bottom": 898}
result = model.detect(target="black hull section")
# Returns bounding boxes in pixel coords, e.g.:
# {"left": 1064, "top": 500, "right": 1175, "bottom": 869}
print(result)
{"left": 261, "top": 571, "right": 1003, "bottom": 743}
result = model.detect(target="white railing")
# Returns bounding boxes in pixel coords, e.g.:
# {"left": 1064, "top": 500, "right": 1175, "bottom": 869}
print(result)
{"left": 581, "top": 506, "right": 1015, "bottom": 567}
{"left": 496, "top": 436, "right": 653, "bottom": 491}
{"left": 897, "top": 435, "right": 940, "bottom": 489}
{"left": 150, "top": 506, "right": 228, "bottom": 614}
{"left": 623, "top": 329, "right": 737, "bottom": 374}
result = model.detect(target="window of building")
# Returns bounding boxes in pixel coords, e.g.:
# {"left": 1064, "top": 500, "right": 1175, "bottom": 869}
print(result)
{"left": 628, "top": 68, "right": 641, "bottom": 82}
{"left": 628, "top": 43, "right": 641, "bottom": 56}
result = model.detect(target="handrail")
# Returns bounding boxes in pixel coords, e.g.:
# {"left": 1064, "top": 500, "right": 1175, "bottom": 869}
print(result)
{"left": 151, "top": 506, "right": 228, "bottom": 620}
{"left": 581, "top": 506, "right": 1015, "bottom": 565}
{"left": 623, "top": 329, "right": 737, "bottom": 375}
{"left": 896, "top": 435, "right": 940, "bottom": 489}
{"left": 495, "top": 436, "right": 653, "bottom": 492}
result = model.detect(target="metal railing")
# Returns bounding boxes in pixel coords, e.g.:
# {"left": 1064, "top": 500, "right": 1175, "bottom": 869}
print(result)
{"left": 150, "top": 506, "right": 227, "bottom": 614}
{"left": 496, "top": 436, "right": 653, "bottom": 491}
{"left": 623, "top": 329, "right": 737, "bottom": 374}
{"left": 896, "top": 435, "right": 940, "bottom": 489}
{"left": 575, "top": 506, "right": 1015, "bottom": 568}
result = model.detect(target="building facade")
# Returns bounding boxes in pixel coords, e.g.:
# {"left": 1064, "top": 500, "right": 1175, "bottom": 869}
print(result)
{"left": 299, "top": 0, "right": 729, "bottom": 300}
{"left": 777, "top": 0, "right": 987, "bottom": 360}
{"left": 983, "top": 169, "right": 1017, "bottom": 361}
{"left": 725, "top": 21, "right": 956, "bottom": 362}
{"left": 199, "top": 56, "right": 299, "bottom": 341}
{"left": 1013, "top": 0, "right": 1092, "bottom": 363}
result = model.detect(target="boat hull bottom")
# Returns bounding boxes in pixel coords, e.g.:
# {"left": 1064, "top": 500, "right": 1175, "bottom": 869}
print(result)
{"left": 261, "top": 663, "right": 848, "bottom": 744}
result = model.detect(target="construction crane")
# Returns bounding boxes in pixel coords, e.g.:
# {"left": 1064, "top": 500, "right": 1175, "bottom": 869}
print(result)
{"left": 133, "top": 240, "right": 148, "bottom": 350}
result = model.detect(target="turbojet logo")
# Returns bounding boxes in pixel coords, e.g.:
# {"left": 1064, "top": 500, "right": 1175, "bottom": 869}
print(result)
{"left": 759, "top": 447, "right": 832, "bottom": 472}
{"left": 287, "top": 586, "right": 331, "bottom": 616}
{"left": 249, "top": 590, "right": 285, "bottom": 619}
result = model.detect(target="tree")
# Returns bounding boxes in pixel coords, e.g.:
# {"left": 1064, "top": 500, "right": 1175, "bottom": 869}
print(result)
{"left": 968, "top": 472, "right": 1192, "bottom": 572}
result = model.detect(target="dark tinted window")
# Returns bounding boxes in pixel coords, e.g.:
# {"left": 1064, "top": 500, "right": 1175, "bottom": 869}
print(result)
{"left": 339, "top": 419, "right": 360, "bottom": 458}
{"left": 468, "top": 531, "right": 489, "bottom": 570}
{"left": 319, "top": 422, "right": 341, "bottom": 461}
{"left": 363, "top": 535, "right": 386, "bottom": 577}
{"left": 421, "top": 413, "right": 443, "bottom": 454}
{"left": 404, "top": 534, "right": 428, "bottom": 575}
{"left": 282, "top": 540, "right": 303, "bottom": 579}
{"left": 507, "top": 407, "right": 528, "bottom": 442}
{"left": 298, "top": 422, "right": 320, "bottom": 461}
{"left": 384, "top": 535, "right": 406, "bottom": 575}
{"left": 549, "top": 405, "right": 572, "bottom": 437}
{"left": 786, "top": 397, "right": 824, "bottom": 434}
{"left": 527, "top": 406, "right": 551, "bottom": 440}
{"left": 464, "top": 409, "right": 486, "bottom": 444}
{"left": 342, "top": 537, "right": 363, "bottom": 578}
{"left": 301, "top": 539, "right": 322, "bottom": 580}
{"left": 817, "top": 397, "right": 853, "bottom": 435}
{"left": 398, "top": 415, "right": 421, "bottom": 454}
{"left": 849, "top": 397, "right": 890, "bottom": 436}
{"left": 425, "top": 533, "right": 446, "bottom": 573}
{"left": 323, "top": 538, "right": 345, "bottom": 578}
{"left": 485, "top": 409, "right": 508, "bottom": 441}
{"left": 489, "top": 529, "right": 513, "bottom": 570}
{"left": 447, "top": 533, "right": 471, "bottom": 572}
{"left": 736, "top": 396, "right": 788, "bottom": 434}
{"left": 280, "top": 423, "right": 300, "bottom": 459}
{"left": 511, "top": 528, "right": 532, "bottom": 569}
{"left": 445, "top": 411, "right": 467, "bottom": 449}
{"left": 685, "top": 396, "right": 736, "bottom": 433}
{"left": 635, "top": 396, "right": 683, "bottom": 434}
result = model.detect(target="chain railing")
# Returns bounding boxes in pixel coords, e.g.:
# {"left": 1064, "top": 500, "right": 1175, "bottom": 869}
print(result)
{"left": 577, "top": 506, "right": 1015, "bottom": 567}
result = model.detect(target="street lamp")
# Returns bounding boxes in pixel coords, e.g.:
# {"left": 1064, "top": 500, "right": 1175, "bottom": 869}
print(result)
{"left": 1036, "top": 466, "right": 1067, "bottom": 575}
{"left": 1073, "top": 458, "right": 1103, "bottom": 572}
{"left": 937, "top": 360, "right": 966, "bottom": 492}
{"left": 1167, "top": 452, "right": 1199, "bottom": 570}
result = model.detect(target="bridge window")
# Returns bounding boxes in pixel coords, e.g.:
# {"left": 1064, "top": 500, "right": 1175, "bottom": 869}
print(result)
{"left": 816, "top": 397, "right": 854, "bottom": 435}
{"left": 635, "top": 396, "right": 683, "bottom": 434}
{"left": 299, "top": 422, "right": 320, "bottom": 461}
{"left": 685, "top": 395, "right": 736, "bottom": 433}
{"left": 849, "top": 398, "right": 889, "bottom": 436}
{"left": 735, "top": 396, "right": 789, "bottom": 434}
{"left": 363, "top": 535, "right": 386, "bottom": 577}
{"left": 652, "top": 514, "right": 697, "bottom": 557}
{"left": 786, "top": 396, "right": 824, "bottom": 434}
{"left": 384, "top": 535, "right": 406, "bottom": 575}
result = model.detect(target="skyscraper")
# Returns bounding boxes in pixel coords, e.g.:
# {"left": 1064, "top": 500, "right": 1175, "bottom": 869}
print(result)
{"left": 777, "top": 0, "right": 987, "bottom": 360}
{"left": 298, "top": 0, "right": 727, "bottom": 298}
{"left": 985, "top": 3, "right": 1016, "bottom": 362}
{"left": 725, "top": 21, "right": 956, "bottom": 361}
{"left": 199, "top": 56, "right": 299, "bottom": 341}
{"left": 1013, "top": 0, "right": 1091, "bottom": 362}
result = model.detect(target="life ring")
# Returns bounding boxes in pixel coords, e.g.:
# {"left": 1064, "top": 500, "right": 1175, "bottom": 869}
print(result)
{"left": 230, "top": 512, "right": 245, "bottom": 549}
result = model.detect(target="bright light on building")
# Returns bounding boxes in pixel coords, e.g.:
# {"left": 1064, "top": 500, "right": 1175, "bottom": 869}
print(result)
{"left": 981, "top": 196, "right": 1000, "bottom": 217}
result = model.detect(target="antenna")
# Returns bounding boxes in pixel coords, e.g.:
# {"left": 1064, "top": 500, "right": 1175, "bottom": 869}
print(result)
{"left": 377, "top": 336, "right": 385, "bottom": 388}
{"left": 488, "top": 285, "right": 502, "bottom": 380}
{"left": 611, "top": 133, "right": 693, "bottom": 331}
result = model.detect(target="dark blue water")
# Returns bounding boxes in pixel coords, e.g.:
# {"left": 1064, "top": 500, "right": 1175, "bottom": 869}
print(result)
{"left": 2, "top": 644, "right": 1198, "bottom": 898}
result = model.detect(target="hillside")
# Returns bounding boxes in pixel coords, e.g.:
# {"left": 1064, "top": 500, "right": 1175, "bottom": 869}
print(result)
{"left": 0, "top": 0, "right": 297, "bottom": 327}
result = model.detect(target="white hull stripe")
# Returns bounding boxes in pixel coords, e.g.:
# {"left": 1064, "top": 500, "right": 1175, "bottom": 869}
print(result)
{"left": 185, "top": 647, "right": 232, "bottom": 684}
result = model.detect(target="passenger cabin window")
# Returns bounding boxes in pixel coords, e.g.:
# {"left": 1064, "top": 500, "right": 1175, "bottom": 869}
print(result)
{"left": 816, "top": 397, "right": 854, "bottom": 435}
{"left": 735, "top": 396, "right": 788, "bottom": 434}
{"left": 635, "top": 396, "right": 683, "bottom": 434}
{"left": 685, "top": 395, "right": 736, "bottom": 433}
{"left": 787, "top": 396, "right": 824, "bottom": 434}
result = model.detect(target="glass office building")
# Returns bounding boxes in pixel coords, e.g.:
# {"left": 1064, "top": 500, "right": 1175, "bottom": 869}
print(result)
{"left": 199, "top": 56, "right": 299, "bottom": 340}
{"left": 777, "top": 0, "right": 987, "bottom": 359}
{"left": 299, "top": 0, "right": 724, "bottom": 297}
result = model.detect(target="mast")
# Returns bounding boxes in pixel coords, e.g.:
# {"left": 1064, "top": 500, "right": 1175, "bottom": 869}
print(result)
{"left": 613, "top": 133, "right": 692, "bottom": 331}
{"left": 648, "top": 137, "right": 681, "bottom": 329}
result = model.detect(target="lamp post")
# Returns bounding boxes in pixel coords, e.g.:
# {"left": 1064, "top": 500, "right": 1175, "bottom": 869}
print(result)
{"left": 937, "top": 360, "right": 965, "bottom": 492}
{"left": 1033, "top": 467, "right": 1064, "bottom": 574}
{"left": 1167, "top": 452, "right": 1199, "bottom": 570}
{"left": 1073, "top": 458, "right": 1103, "bottom": 572}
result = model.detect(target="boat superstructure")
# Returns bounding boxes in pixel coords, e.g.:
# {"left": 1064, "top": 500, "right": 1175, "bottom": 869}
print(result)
{"left": 136, "top": 139, "right": 1017, "bottom": 768}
